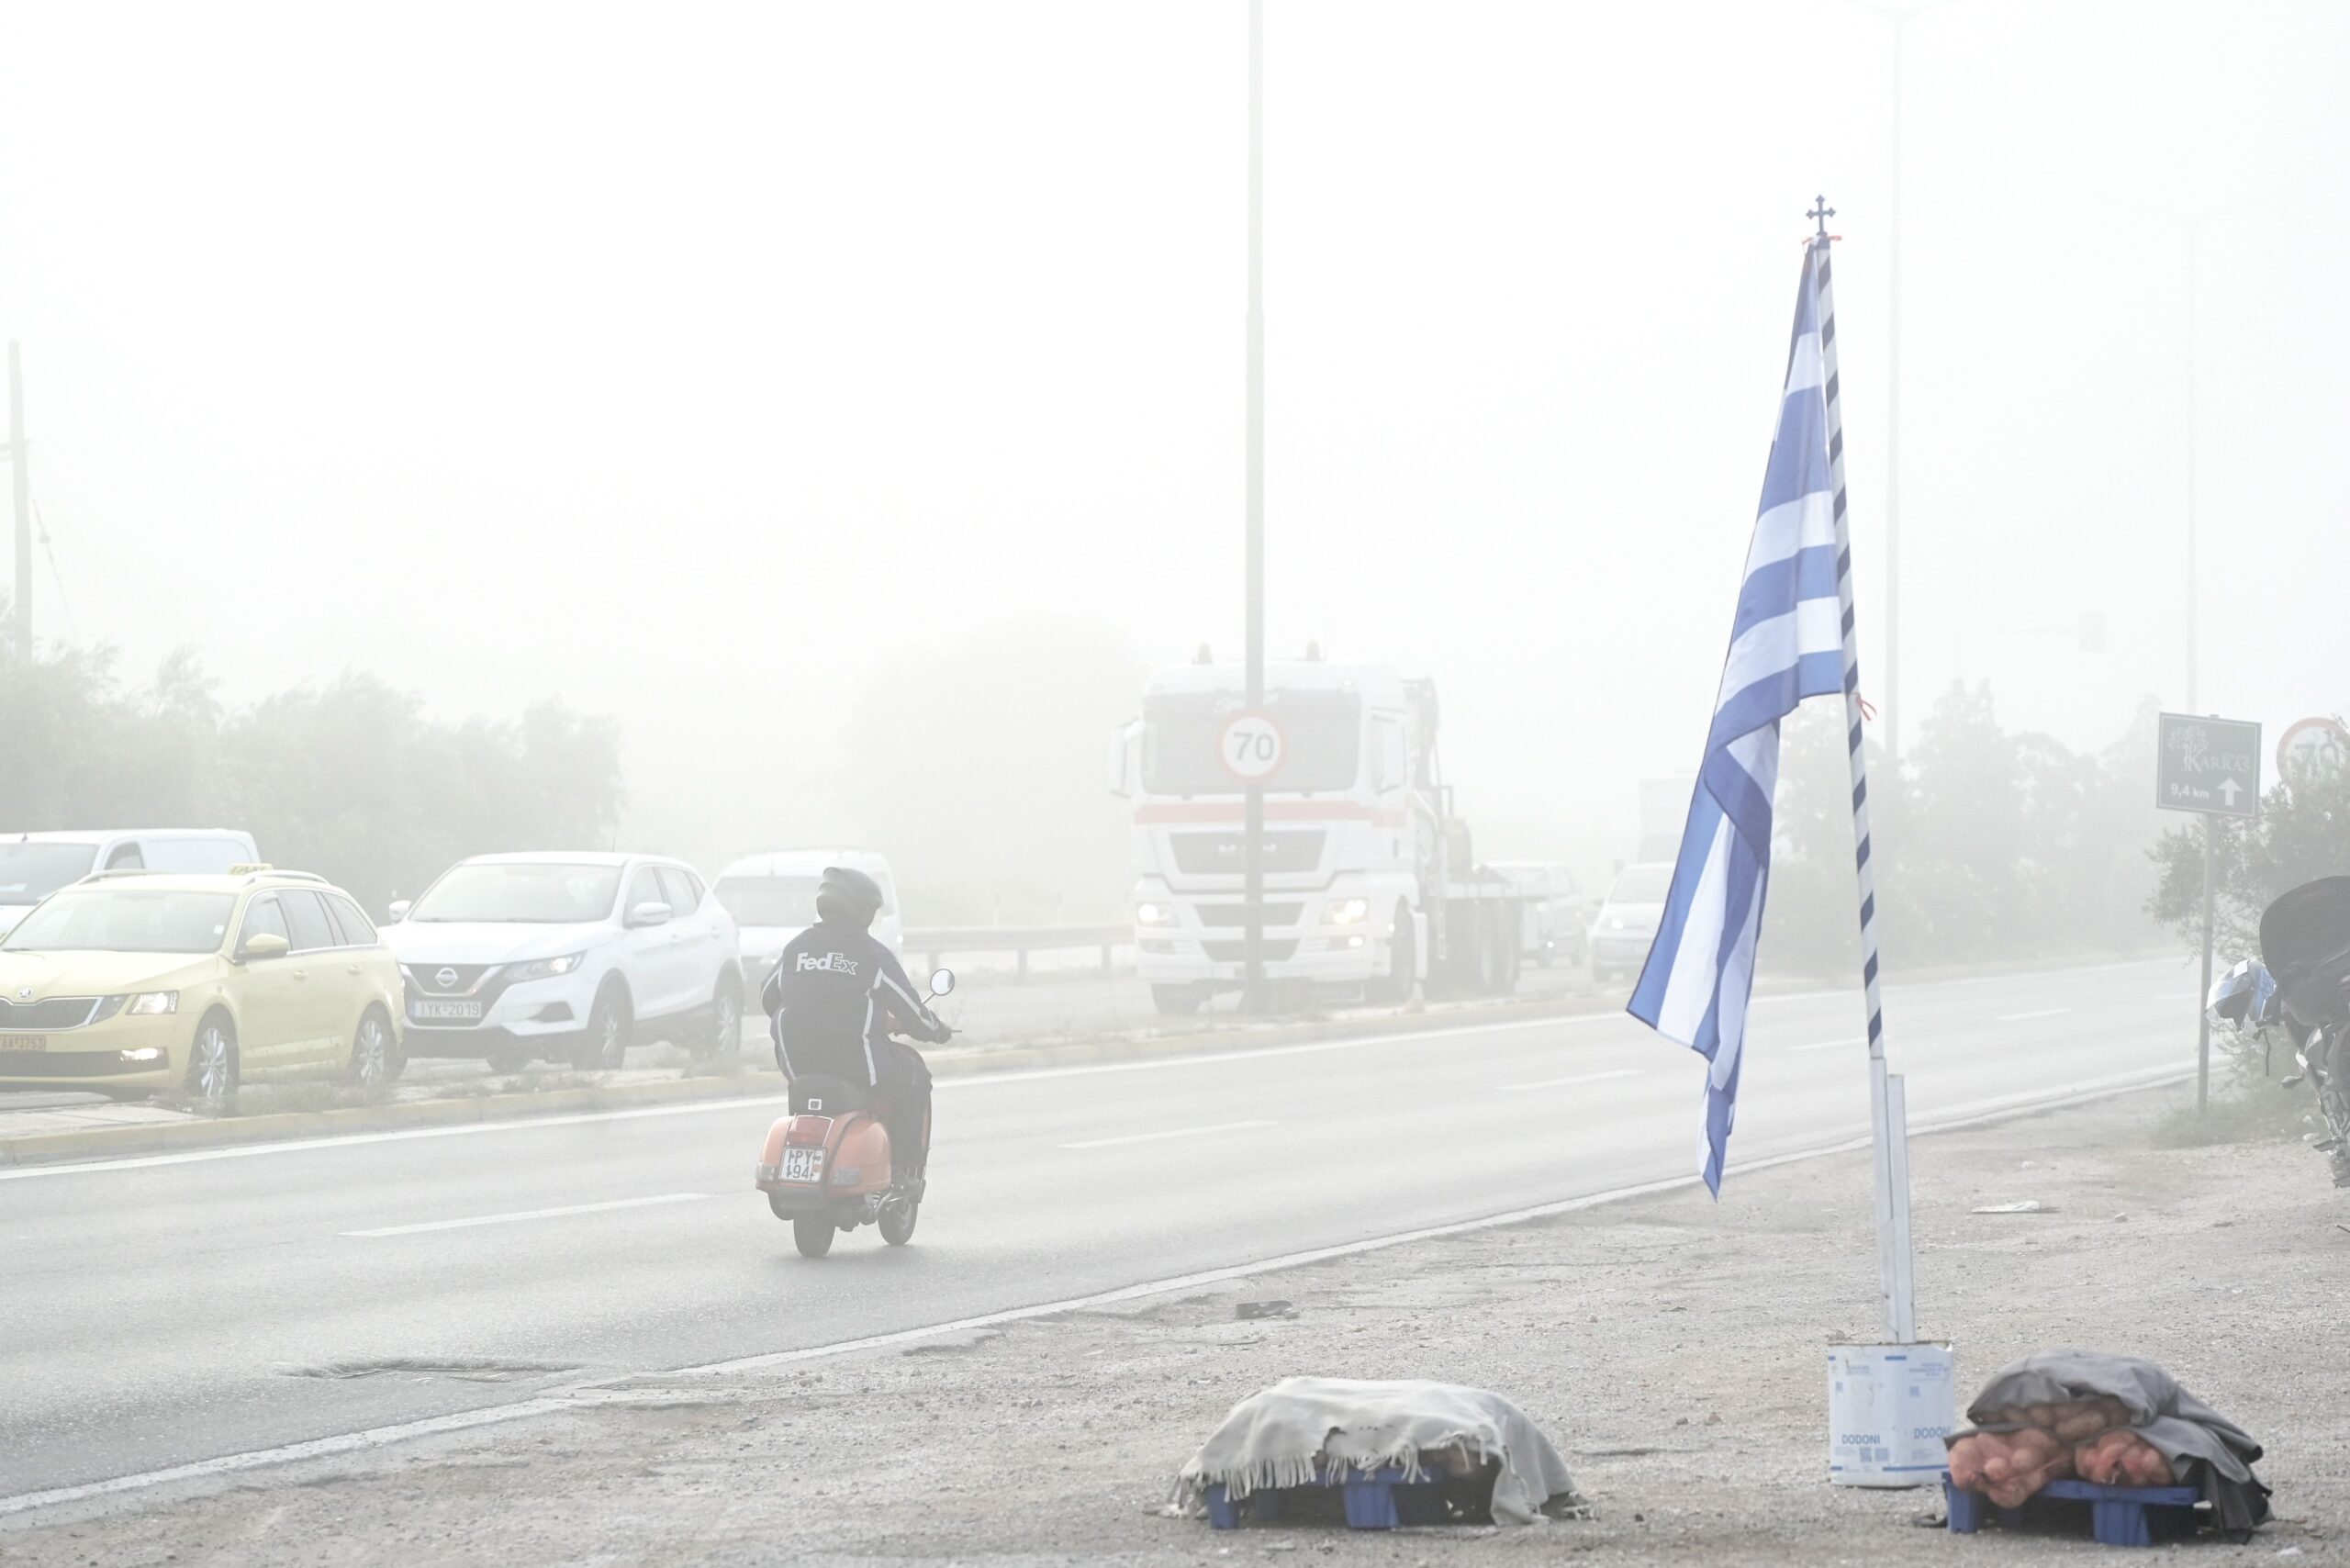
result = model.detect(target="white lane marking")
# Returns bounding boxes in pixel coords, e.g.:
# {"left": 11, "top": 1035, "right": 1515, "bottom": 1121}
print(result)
{"left": 1995, "top": 1008, "right": 2072, "bottom": 1024}
{"left": 0, "top": 1058, "right": 2195, "bottom": 1521}
{"left": 0, "top": 958, "right": 2181, "bottom": 1183}
{"left": 1790, "top": 1037, "right": 1866, "bottom": 1054}
{"left": 344, "top": 1193, "right": 709, "bottom": 1238}
{"left": 1060, "top": 1119, "right": 1277, "bottom": 1150}
{"left": 1497, "top": 1069, "right": 1642, "bottom": 1092}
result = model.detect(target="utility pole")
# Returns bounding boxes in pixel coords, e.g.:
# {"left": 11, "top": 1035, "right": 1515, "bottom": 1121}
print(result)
{"left": 7, "top": 342, "right": 28, "bottom": 659}
{"left": 1242, "top": 0, "right": 1267, "bottom": 1008}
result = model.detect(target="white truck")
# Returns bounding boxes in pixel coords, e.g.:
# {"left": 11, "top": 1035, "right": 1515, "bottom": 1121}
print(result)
{"left": 1107, "top": 655, "right": 1526, "bottom": 1014}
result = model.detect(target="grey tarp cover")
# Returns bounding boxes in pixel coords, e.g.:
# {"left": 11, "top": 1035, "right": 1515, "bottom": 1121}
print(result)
{"left": 1174, "top": 1376, "right": 1582, "bottom": 1526}
{"left": 1956, "top": 1350, "right": 2271, "bottom": 1535}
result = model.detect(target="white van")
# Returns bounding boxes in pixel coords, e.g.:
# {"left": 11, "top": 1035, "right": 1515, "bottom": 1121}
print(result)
{"left": 0, "top": 829, "right": 260, "bottom": 938}
{"left": 713, "top": 849, "right": 904, "bottom": 1001}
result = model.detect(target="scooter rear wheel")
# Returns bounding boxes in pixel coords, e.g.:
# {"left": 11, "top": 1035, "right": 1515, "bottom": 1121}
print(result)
{"left": 878, "top": 1197, "right": 919, "bottom": 1247}
{"left": 791, "top": 1214, "right": 836, "bottom": 1258}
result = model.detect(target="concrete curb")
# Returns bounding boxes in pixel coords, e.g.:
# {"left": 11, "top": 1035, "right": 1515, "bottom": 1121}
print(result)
{"left": 0, "top": 946, "right": 2171, "bottom": 1169}
{"left": 0, "top": 991, "right": 1607, "bottom": 1168}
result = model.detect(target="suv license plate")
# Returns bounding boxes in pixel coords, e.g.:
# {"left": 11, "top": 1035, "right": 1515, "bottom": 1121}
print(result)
{"left": 778, "top": 1148, "right": 823, "bottom": 1183}
{"left": 411, "top": 1000, "right": 484, "bottom": 1022}
{"left": 0, "top": 1035, "right": 46, "bottom": 1052}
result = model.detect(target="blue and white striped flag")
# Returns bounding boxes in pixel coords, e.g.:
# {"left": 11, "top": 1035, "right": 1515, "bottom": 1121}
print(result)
{"left": 1628, "top": 241, "right": 1850, "bottom": 1194}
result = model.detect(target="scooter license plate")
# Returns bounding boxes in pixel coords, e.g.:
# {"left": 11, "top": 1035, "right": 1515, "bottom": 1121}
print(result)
{"left": 778, "top": 1148, "right": 823, "bottom": 1183}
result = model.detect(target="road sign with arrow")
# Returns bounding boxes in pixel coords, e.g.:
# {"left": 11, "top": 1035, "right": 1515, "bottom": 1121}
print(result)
{"left": 2156, "top": 712, "right": 2262, "bottom": 819}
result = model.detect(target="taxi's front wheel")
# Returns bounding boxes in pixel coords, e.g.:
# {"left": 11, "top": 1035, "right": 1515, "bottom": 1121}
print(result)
{"left": 185, "top": 1015, "right": 239, "bottom": 1111}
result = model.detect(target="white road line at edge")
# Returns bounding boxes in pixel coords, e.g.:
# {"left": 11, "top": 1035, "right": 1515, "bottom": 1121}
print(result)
{"left": 1059, "top": 1119, "right": 1277, "bottom": 1150}
{"left": 0, "top": 1058, "right": 2195, "bottom": 1521}
{"left": 1498, "top": 1069, "right": 1643, "bottom": 1092}
{"left": 0, "top": 957, "right": 2178, "bottom": 1186}
{"left": 344, "top": 1193, "right": 710, "bottom": 1238}
{"left": 1996, "top": 1008, "right": 2073, "bottom": 1024}
{"left": 1788, "top": 1037, "right": 1866, "bottom": 1054}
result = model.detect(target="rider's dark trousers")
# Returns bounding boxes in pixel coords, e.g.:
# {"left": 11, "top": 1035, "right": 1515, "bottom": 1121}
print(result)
{"left": 870, "top": 1036, "right": 933, "bottom": 1182}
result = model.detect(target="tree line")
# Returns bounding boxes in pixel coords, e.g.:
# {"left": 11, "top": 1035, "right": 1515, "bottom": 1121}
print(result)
{"left": 0, "top": 624, "right": 623, "bottom": 921}
{"left": 1759, "top": 686, "right": 2176, "bottom": 976}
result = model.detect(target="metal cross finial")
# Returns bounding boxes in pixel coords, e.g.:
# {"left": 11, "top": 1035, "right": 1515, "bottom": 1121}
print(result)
{"left": 1808, "top": 196, "right": 1835, "bottom": 238}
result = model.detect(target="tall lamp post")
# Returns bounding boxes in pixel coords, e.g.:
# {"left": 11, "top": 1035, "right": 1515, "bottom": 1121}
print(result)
{"left": 1241, "top": 0, "right": 1267, "bottom": 1008}
{"left": 1837, "top": 0, "right": 1965, "bottom": 763}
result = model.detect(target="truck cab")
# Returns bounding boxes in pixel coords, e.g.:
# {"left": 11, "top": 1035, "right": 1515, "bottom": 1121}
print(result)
{"left": 1109, "top": 657, "right": 1520, "bottom": 1014}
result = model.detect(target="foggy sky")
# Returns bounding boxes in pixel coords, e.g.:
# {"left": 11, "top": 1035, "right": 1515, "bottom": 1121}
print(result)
{"left": 2, "top": 0, "right": 2344, "bottom": 879}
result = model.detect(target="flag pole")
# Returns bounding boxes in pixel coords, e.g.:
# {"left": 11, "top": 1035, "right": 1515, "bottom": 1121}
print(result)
{"left": 1809, "top": 196, "right": 1917, "bottom": 1344}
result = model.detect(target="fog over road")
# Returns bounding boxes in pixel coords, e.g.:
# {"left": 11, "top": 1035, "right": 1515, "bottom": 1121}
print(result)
{"left": 0, "top": 958, "right": 2195, "bottom": 1506}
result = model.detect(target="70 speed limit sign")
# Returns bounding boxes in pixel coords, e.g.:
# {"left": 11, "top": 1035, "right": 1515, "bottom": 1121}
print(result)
{"left": 1218, "top": 711, "right": 1285, "bottom": 783}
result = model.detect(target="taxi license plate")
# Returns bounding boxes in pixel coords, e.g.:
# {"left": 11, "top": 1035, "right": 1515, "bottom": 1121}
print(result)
{"left": 778, "top": 1148, "right": 823, "bottom": 1184}
{"left": 0, "top": 1035, "right": 46, "bottom": 1052}
{"left": 410, "top": 1000, "right": 483, "bottom": 1022}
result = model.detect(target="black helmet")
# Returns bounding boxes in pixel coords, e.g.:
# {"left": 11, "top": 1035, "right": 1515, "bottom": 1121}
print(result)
{"left": 815, "top": 866, "right": 884, "bottom": 930}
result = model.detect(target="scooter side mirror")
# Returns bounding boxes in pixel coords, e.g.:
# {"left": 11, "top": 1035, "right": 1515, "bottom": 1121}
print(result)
{"left": 929, "top": 968, "right": 956, "bottom": 998}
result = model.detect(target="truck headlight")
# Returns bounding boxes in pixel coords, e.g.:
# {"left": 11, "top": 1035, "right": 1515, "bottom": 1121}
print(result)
{"left": 1328, "top": 898, "right": 1371, "bottom": 925}
{"left": 507, "top": 954, "right": 585, "bottom": 982}
{"left": 127, "top": 991, "right": 180, "bottom": 1016}
{"left": 1136, "top": 902, "right": 1179, "bottom": 928}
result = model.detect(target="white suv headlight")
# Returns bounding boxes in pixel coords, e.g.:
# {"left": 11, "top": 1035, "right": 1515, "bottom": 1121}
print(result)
{"left": 1327, "top": 898, "right": 1371, "bottom": 925}
{"left": 127, "top": 991, "right": 180, "bottom": 1016}
{"left": 507, "top": 954, "right": 585, "bottom": 983}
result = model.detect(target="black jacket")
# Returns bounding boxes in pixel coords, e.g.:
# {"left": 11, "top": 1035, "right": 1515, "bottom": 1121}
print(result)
{"left": 761, "top": 920, "right": 948, "bottom": 1086}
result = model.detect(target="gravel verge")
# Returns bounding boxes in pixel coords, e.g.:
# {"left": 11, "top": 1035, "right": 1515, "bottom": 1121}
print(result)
{"left": 7, "top": 1081, "right": 2342, "bottom": 1566}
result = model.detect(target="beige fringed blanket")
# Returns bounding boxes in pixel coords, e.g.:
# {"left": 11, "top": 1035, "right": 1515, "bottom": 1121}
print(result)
{"left": 1174, "top": 1376, "right": 1582, "bottom": 1526}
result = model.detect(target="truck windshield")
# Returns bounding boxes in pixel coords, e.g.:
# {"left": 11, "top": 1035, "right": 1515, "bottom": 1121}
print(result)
{"left": 713, "top": 875, "right": 822, "bottom": 929}
{"left": 407, "top": 863, "right": 622, "bottom": 924}
{"left": 1142, "top": 690, "right": 1361, "bottom": 795}
{"left": 0, "top": 842, "right": 100, "bottom": 903}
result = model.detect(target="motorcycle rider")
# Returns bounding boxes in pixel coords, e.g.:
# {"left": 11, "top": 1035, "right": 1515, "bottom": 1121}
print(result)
{"left": 761, "top": 866, "right": 949, "bottom": 1183}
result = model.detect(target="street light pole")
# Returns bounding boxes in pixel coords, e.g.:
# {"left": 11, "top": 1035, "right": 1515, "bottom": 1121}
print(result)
{"left": 1242, "top": 0, "right": 1267, "bottom": 1008}
{"left": 1884, "top": 15, "right": 1909, "bottom": 761}
{"left": 2184, "top": 222, "right": 2199, "bottom": 711}
{"left": 7, "top": 342, "right": 28, "bottom": 660}
{"left": 1838, "top": 0, "right": 1964, "bottom": 762}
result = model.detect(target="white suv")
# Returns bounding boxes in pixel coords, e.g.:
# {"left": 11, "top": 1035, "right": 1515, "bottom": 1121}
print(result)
{"left": 383, "top": 853, "right": 743, "bottom": 1071}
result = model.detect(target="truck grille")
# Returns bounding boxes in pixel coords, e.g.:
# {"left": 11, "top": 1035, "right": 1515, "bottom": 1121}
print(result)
{"left": 1192, "top": 904, "right": 1304, "bottom": 927}
{"left": 0, "top": 996, "right": 101, "bottom": 1031}
{"left": 1203, "top": 940, "right": 1301, "bottom": 963}
{"left": 1169, "top": 832, "right": 1325, "bottom": 875}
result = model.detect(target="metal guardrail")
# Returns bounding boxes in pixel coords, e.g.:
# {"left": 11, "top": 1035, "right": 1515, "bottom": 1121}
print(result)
{"left": 902, "top": 924, "right": 1129, "bottom": 980}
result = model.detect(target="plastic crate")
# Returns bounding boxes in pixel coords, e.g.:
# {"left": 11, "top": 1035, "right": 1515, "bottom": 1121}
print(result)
{"left": 1204, "top": 1467, "right": 1457, "bottom": 1530}
{"left": 1944, "top": 1474, "right": 2205, "bottom": 1548}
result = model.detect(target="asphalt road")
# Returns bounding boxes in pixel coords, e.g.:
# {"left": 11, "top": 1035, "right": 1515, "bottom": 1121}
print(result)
{"left": 0, "top": 956, "right": 2199, "bottom": 1503}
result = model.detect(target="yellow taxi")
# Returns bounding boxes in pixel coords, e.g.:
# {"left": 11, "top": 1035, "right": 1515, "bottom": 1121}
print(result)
{"left": 0, "top": 868, "right": 406, "bottom": 1105}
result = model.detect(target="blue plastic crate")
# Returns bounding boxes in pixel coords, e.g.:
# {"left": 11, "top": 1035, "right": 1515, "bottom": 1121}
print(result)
{"left": 1945, "top": 1473, "right": 2205, "bottom": 1548}
{"left": 1204, "top": 1466, "right": 1455, "bottom": 1530}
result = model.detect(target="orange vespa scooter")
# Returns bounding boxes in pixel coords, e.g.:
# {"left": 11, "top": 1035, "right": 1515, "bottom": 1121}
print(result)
{"left": 755, "top": 967, "right": 955, "bottom": 1258}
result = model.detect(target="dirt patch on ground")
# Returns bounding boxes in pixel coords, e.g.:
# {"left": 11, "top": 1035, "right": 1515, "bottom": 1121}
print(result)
{"left": 6, "top": 1085, "right": 2345, "bottom": 1566}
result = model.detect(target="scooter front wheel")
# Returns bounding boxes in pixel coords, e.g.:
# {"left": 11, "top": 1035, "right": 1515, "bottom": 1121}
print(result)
{"left": 792, "top": 1214, "right": 836, "bottom": 1258}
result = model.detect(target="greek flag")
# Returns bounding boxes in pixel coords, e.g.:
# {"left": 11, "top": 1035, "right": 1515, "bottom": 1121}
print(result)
{"left": 1628, "top": 242, "right": 1849, "bottom": 1194}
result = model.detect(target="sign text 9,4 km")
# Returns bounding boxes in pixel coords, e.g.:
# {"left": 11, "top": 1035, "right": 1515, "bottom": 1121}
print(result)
{"left": 2155, "top": 712, "right": 2262, "bottom": 818}
{"left": 1218, "top": 711, "right": 1285, "bottom": 784}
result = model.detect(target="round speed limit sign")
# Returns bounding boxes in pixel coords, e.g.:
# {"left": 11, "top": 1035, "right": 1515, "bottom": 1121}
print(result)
{"left": 1218, "top": 711, "right": 1285, "bottom": 783}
